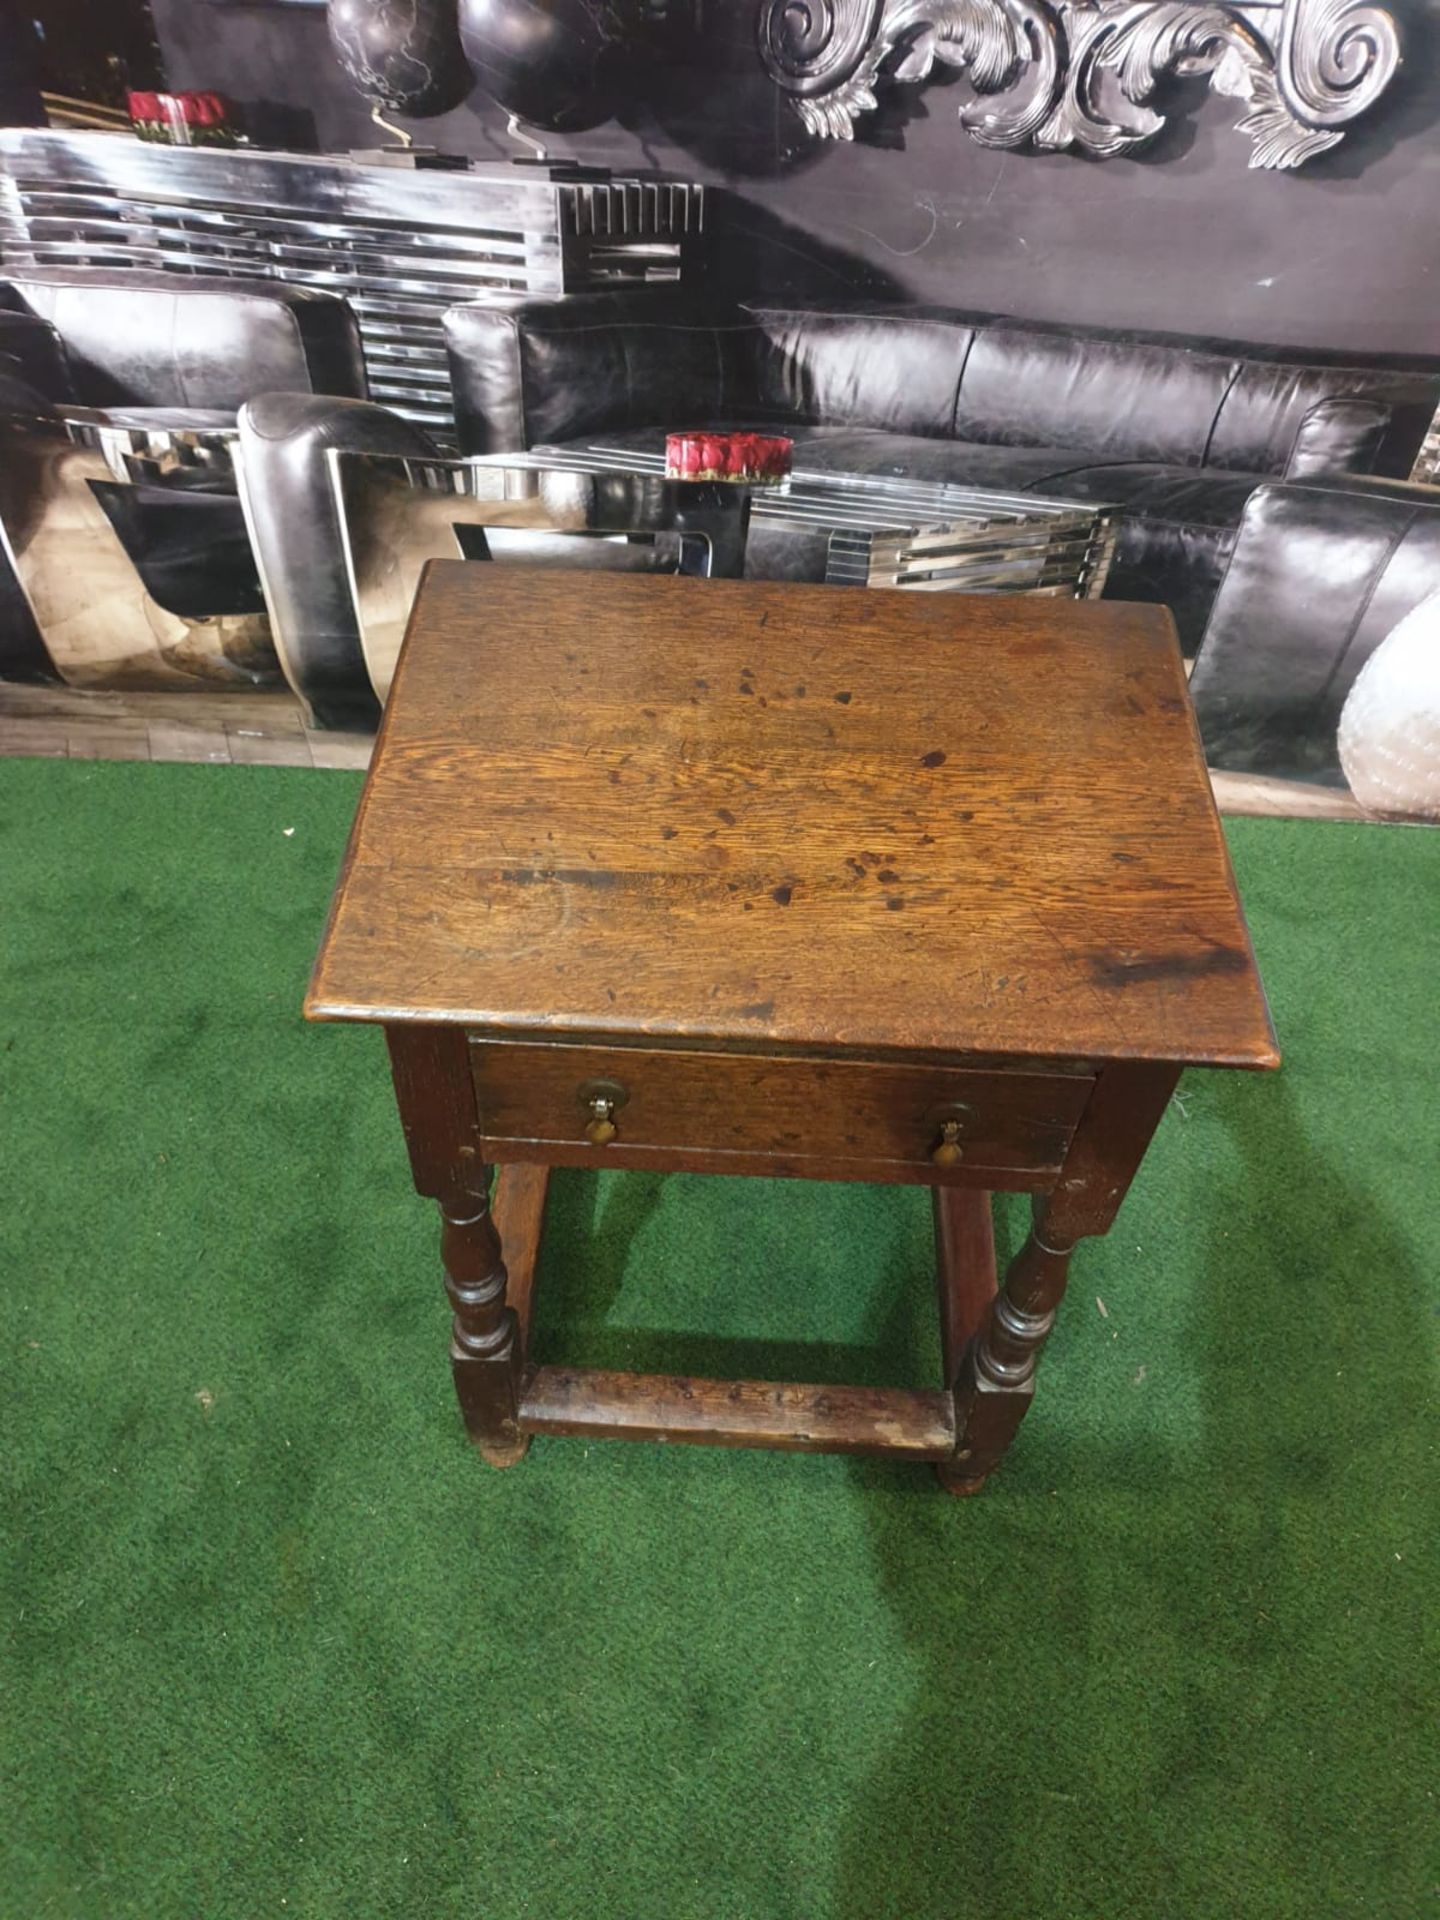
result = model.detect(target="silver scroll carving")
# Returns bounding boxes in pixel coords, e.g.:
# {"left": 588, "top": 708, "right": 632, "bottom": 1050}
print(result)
{"left": 756, "top": 0, "right": 1402, "bottom": 167}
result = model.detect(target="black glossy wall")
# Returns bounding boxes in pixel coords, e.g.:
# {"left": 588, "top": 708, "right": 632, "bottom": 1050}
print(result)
{"left": 152, "top": 0, "right": 1440, "bottom": 354}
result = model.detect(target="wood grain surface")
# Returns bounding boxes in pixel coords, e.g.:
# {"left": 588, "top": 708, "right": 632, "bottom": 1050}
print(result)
{"left": 310, "top": 565, "right": 1276, "bottom": 1070}
{"left": 517, "top": 1367, "right": 958, "bottom": 1458}
{"left": 489, "top": 1162, "right": 550, "bottom": 1353}
{"left": 468, "top": 1036, "right": 1091, "bottom": 1187}
{"left": 934, "top": 1187, "right": 998, "bottom": 1387}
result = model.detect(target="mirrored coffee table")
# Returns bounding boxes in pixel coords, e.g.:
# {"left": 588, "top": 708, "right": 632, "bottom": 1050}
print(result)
{"left": 536, "top": 444, "right": 1118, "bottom": 598}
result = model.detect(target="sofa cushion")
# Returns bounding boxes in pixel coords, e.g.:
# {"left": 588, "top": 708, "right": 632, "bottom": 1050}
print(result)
{"left": 1284, "top": 396, "right": 1391, "bottom": 479}
{"left": 1028, "top": 463, "right": 1264, "bottom": 519}
{"left": 1031, "top": 464, "right": 1264, "bottom": 654}
{"left": 954, "top": 327, "right": 1237, "bottom": 467}
{"left": 1209, "top": 360, "right": 1439, "bottom": 478}
{"left": 446, "top": 294, "right": 745, "bottom": 455}
{"left": 738, "top": 307, "right": 973, "bottom": 438}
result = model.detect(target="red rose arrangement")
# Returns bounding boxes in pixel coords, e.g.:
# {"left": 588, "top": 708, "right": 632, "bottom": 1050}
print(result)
{"left": 128, "top": 91, "right": 237, "bottom": 148}
{"left": 665, "top": 431, "right": 793, "bottom": 486}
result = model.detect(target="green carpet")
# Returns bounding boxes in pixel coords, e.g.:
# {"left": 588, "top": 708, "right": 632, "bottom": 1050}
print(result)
{"left": 1, "top": 759, "right": 1436, "bottom": 1920}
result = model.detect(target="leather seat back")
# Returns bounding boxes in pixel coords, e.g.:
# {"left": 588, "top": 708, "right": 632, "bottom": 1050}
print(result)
{"left": 740, "top": 307, "right": 973, "bottom": 439}
{"left": 1206, "top": 360, "right": 1438, "bottom": 477}
{"left": 6, "top": 267, "right": 368, "bottom": 410}
{"left": 736, "top": 303, "right": 1440, "bottom": 477}
{"left": 951, "top": 324, "right": 1234, "bottom": 465}
{"left": 445, "top": 293, "right": 745, "bottom": 453}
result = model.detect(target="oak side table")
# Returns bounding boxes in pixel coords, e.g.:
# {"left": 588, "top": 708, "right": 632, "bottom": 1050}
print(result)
{"left": 308, "top": 563, "right": 1278, "bottom": 1493}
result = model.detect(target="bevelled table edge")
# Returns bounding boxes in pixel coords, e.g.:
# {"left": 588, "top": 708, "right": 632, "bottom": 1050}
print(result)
{"left": 303, "top": 569, "right": 1279, "bottom": 1073}
{"left": 301, "top": 995, "right": 1280, "bottom": 1073}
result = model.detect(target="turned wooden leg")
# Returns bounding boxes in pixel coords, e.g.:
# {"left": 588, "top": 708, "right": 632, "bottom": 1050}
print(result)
{"left": 385, "top": 1026, "right": 538, "bottom": 1469}
{"left": 441, "top": 1181, "right": 528, "bottom": 1467}
{"left": 933, "top": 1186, "right": 998, "bottom": 1390}
{"left": 938, "top": 1199, "right": 1076, "bottom": 1495}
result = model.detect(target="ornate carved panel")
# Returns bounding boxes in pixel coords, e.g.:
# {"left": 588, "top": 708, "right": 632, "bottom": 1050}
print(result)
{"left": 756, "top": 0, "right": 1402, "bottom": 168}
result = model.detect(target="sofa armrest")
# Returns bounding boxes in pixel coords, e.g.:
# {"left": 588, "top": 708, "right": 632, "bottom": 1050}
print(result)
{"left": 237, "top": 393, "right": 438, "bottom": 729}
{"left": 1190, "top": 477, "right": 1440, "bottom": 782}
{"left": 0, "top": 310, "right": 72, "bottom": 412}
{"left": 1284, "top": 395, "right": 1392, "bottom": 480}
{"left": 443, "top": 290, "right": 742, "bottom": 455}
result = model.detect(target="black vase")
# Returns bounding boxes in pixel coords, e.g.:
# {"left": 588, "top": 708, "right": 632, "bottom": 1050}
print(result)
{"left": 457, "top": 0, "right": 639, "bottom": 131}
{"left": 327, "top": 0, "right": 474, "bottom": 119}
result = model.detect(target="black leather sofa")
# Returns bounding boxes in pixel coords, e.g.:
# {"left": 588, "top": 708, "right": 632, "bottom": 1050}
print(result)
{"left": 1191, "top": 473, "right": 1440, "bottom": 786}
{"left": 0, "top": 267, "right": 368, "bottom": 682}
{"left": 446, "top": 291, "right": 1440, "bottom": 653}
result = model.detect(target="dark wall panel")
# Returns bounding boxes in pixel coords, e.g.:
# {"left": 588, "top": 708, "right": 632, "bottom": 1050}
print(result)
{"left": 151, "top": 0, "right": 1440, "bottom": 353}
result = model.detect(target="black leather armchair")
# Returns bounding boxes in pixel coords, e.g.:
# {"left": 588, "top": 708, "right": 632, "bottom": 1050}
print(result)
{"left": 0, "top": 267, "right": 367, "bottom": 416}
{"left": 1190, "top": 473, "right": 1440, "bottom": 787}
{"left": 0, "top": 267, "right": 368, "bottom": 686}
{"left": 0, "top": 305, "right": 69, "bottom": 415}
{"left": 237, "top": 393, "right": 440, "bottom": 731}
{"left": 445, "top": 291, "right": 1440, "bottom": 653}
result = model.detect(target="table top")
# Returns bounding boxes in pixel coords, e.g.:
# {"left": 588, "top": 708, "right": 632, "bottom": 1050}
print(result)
{"left": 336, "top": 448, "right": 745, "bottom": 518}
{"left": 308, "top": 564, "right": 1277, "bottom": 1071}
{"left": 532, "top": 443, "right": 1105, "bottom": 525}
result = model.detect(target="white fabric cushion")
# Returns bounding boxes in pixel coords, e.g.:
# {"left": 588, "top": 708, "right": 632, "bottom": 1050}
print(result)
{"left": 1338, "top": 589, "right": 1440, "bottom": 819}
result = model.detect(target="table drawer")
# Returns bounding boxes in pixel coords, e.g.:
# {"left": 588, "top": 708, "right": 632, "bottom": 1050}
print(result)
{"left": 469, "top": 1040, "right": 1093, "bottom": 1187}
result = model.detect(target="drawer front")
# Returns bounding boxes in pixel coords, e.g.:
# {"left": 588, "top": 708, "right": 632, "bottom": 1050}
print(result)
{"left": 469, "top": 1039, "right": 1093, "bottom": 1188}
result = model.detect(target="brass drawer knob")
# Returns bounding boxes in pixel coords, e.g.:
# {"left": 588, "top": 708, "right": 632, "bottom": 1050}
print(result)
{"left": 578, "top": 1077, "right": 628, "bottom": 1147}
{"left": 931, "top": 1119, "right": 965, "bottom": 1168}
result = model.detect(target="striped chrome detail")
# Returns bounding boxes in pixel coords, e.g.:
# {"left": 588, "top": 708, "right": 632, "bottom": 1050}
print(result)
{"left": 535, "top": 444, "right": 1118, "bottom": 598}
{"left": 1410, "top": 410, "right": 1440, "bottom": 488}
{"left": 0, "top": 131, "right": 703, "bottom": 445}
{"left": 842, "top": 518, "right": 1111, "bottom": 595}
